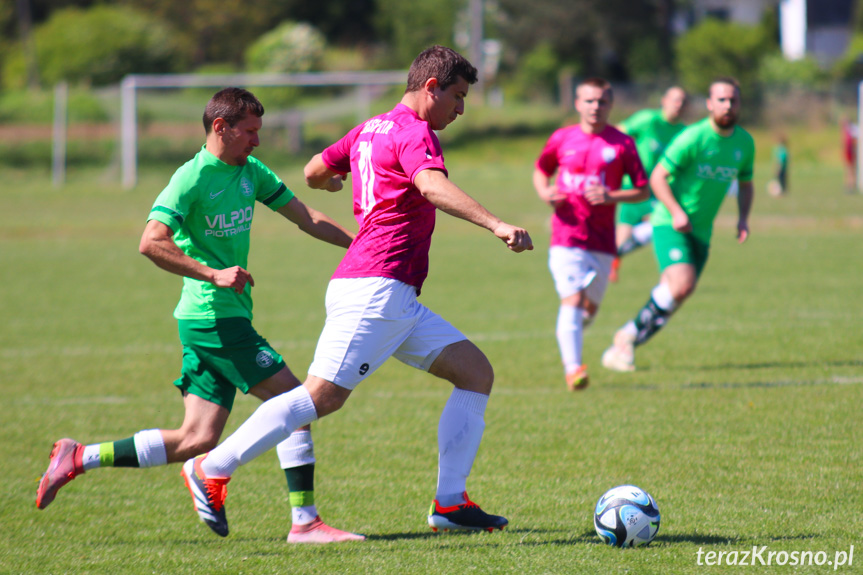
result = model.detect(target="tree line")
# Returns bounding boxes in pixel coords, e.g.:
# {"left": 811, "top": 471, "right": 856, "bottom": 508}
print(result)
{"left": 1, "top": 0, "right": 862, "bottom": 99}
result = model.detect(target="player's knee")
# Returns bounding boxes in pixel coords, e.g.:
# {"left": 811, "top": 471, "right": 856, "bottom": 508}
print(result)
{"left": 460, "top": 355, "right": 494, "bottom": 394}
{"left": 674, "top": 280, "right": 697, "bottom": 301}
{"left": 304, "top": 377, "right": 350, "bottom": 418}
{"left": 183, "top": 429, "right": 220, "bottom": 455}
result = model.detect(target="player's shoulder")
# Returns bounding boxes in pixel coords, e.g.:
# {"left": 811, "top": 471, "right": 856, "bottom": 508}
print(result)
{"left": 543, "top": 123, "right": 582, "bottom": 147}
{"left": 625, "top": 107, "right": 657, "bottom": 123}
{"left": 369, "top": 104, "right": 436, "bottom": 143}
{"left": 243, "top": 154, "right": 269, "bottom": 172}
{"left": 681, "top": 117, "right": 711, "bottom": 135}
{"left": 672, "top": 118, "right": 712, "bottom": 145}
{"left": 732, "top": 125, "right": 755, "bottom": 148}
{"left": 166, "top": 150, "right": 211, "bottom": 192}
{"left": 603, "top": 125, "right": 636, "bottom": 146}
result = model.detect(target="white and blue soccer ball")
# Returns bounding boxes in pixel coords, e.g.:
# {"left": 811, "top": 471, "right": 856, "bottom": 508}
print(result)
{"left": 594, "top": 485, "right": 660, "bottom": 548}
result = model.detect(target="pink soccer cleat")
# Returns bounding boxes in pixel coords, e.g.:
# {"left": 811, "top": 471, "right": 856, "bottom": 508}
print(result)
{"left": 36, "top": 438, "right": 85, "bottom": 510}
{"left": 287, "top": 516, "right": 366, "bottom": 544}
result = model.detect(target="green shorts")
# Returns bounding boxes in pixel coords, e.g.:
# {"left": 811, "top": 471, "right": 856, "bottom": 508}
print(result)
{"left": 652, "top": 225, "right": 710, "bottom": 277}
{"left": 617, "top": 199, "right": 656, "bottom": 226}
{"left": 174, "top": 318, "right": 285, "bottom": 411}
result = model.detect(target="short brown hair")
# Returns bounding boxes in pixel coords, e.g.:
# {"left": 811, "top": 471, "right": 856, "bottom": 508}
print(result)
{"left": 405, "top": 45, "right": 478, "bottom": 93}
{"left": 203, "top": 88, "right": 265, "bottom": 134}
{"left": 709, "top": 76, "right": 740, "bottom": 98}
{"left": 577, "top": 77, "right": 613, "bottom": 100}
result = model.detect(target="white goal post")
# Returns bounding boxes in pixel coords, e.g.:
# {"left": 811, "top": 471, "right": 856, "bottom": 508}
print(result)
{"left": 120, "top": 71, "right": 406, "bottom": 189}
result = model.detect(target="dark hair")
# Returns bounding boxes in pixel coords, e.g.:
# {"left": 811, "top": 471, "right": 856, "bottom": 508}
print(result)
{"left": 577, "top": 77, "right": 613, "bottom": 101}
{"left": 709, "top": 76, "right": 741, "bottom": 97}
{"left": 405, "top": 45, "right": 478, "bottom": 93}
{"left": 203, "top": 88, "right": 265, "bottom": 134}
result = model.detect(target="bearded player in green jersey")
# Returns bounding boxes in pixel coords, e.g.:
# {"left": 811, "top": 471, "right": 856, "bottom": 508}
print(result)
{"left": 36, "top": 88, "right": 364, "bottom": 543}
{"left": 610, "top": 86, "right": 688, "bottom": 282}
{"left": 602, "top": 78, "right": 754, "bottom": 372}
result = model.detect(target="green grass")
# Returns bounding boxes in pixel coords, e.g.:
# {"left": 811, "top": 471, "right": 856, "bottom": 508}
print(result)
{"left": 2, "top": 129, "right": 862, "bottom": 574}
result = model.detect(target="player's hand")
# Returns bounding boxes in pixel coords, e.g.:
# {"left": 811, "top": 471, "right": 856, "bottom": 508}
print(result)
{"left": 323, "top": 174, "right": 346, "bottom": 192}
{"left": 212, "top": 266, "right": 255, "bottom": 294}
{"left": 736, "top": 220, "right": 749, "bottom": 244}
{"left": 494, "top": 223, "right": 534, "bottom": 253}
{"left": 543, "top": 185, "right": 566, "bottom": 208}
{"left": 584, "top": 184, "right": 612, "bottom": 205}
{"left": 671, "top": 211, "right": 692, "bottom": 234}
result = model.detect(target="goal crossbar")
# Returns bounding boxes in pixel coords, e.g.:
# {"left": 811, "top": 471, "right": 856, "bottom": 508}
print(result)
{"left": 121, "top": 71, "right": 406, "bottom": 188}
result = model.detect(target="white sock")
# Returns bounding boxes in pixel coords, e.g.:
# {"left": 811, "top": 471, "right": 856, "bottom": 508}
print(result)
{"left": 556, "top": 304, "right": 583, "bottom": 373}
{"left": 202, "top": 386, "right": 318, "bottom": 477}
{"left": 134, "top": 429, "right": 167, "bottom": 468}
{"left": 277, "top": 430, "right": 319, "bottom": 526}
{"left": 651, "top": 283, "right": 678, "bottom": 313}
{"left": 276, "top": 430, "right": 315, "bottom": 469}
{"left": 632, "top": 221, "right": 653, "bottom": 245}
{"left": 292, "top": 506, "right": 318, "bottom": 525}
{"left": 81, "top": 445, "right": 100, "bottom": 471}
{"left": 436, "top": 389, "right": 488, "bottom": 507}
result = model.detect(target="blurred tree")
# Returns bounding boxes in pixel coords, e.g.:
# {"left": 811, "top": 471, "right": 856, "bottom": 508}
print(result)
{"left": 374, "top": 0, "right": 460, "bottom": 66}
{"left": 118, "top": 0, "right": 278, "bottom": 65}
{"left": 119, "top": 0, "right": 376, "bottom": 66}
{"left": 2, "top": 5, "right": 189, "bottom": 88}
{"left": 855, "top": 0, "right": 863, "bottom": 32}
{"left": 675, "top": 18, "right": 776, "bottom": 95}
{"left": 834, "top": 0, "right": 863, "bottom": 79}
{"left": 13, "top": 0, "right": 39, "bottom": 88}
{"left": 244, "top": 20, "right": 327, "bottom": 107}
{"left": 510, "top": 42, "right": 558, "bottom": 100}
{"left": 496, "top": 0, "right": 675, "bottom": 83}
{"left": 261, "top": 0, "right": 376, "bottom": 45}
{"left": 760, "top": 53, "right": 827, "bottom": 88}
{"left": 246, "top": 21, "right": 326, "bottom": 73}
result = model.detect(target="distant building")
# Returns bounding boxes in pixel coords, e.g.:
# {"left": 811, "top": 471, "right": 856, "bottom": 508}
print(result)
{"left": 779, "top": 0, "right": 854, "bottom": 65}
{"left": 675, "top": 0, "right": 854, "bottom": 66}
{"left": 693, "top": 0, "right": 775, "bottom": 24}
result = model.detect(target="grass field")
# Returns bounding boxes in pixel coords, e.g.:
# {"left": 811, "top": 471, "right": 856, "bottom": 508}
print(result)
{"left": 2, "top": 125, "right": 862, "bottom": 574}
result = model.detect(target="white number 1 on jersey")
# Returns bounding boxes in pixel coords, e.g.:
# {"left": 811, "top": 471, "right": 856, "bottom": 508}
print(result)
{"left": 357, "top": 141, "right": 376, "bottom": 215}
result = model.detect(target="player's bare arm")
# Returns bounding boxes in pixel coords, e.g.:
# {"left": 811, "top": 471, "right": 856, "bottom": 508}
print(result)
{"left": 650, "top": 164, "right": 691, "bottom": 233}
{"left": 276, "top": 197, "right": 355, "bottom": 249}
{"left": 304, "top": 153, "right": 346, "bottom": 192}
{"left": 139, "top": 219, "right": 253, "bottom": 294}
{"left": 415, "top": 168, "right": 533, "bottom": 253}
{"left": 532, "top": 168, "right": 566, "bottom": 208}
{"left": 736, "top": 180, "right": 754, "bottom": 243}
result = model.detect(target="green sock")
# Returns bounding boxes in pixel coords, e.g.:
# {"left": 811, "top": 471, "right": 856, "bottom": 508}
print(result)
{"left": 633, "top": 297, "right": 671, "bottom": 345}
{"left": 285, "top": 463, "right": 315, "bottom": 508}
{"left": 101, "top": 437, "right": 139, "bottom": 468}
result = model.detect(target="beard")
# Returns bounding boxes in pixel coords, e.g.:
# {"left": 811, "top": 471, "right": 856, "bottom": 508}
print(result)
{"left": 714, "top": 111, "right": 737, "bottom": 129}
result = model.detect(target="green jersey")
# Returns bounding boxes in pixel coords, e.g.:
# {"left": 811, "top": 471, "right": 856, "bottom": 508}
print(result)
{"left": 651, "top": 118, "right": 755, "bottom": 243}
{"left": 620, "top": 108, "right": 686, "bottom": 189}
{"left": 148, "top": 146, "right": 294, "bottom": 320}
{"left": 772, "top": 144, "right": 788, "bottom": 168}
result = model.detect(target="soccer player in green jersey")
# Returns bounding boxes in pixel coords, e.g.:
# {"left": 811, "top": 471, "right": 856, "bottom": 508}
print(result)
{"left": 611, "top": 86, "right": 688, "bottom": 282}
{"left": 602, "top": 78, "right": 755, "bottom": 372}
{"left": 36, "top": 88, "right": 364, "bottom": 543}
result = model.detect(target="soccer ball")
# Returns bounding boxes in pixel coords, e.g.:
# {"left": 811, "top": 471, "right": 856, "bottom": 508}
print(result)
{"left": 593, "top": 485, "right": 660, "bottom": 548}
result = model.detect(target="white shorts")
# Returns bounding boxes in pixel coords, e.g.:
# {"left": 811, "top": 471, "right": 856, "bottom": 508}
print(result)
{"left": 548, "top": 246, "right": 614, "bottom": 302}
{"left": 308, "top": 277, "right": 467, "bottom": 390}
